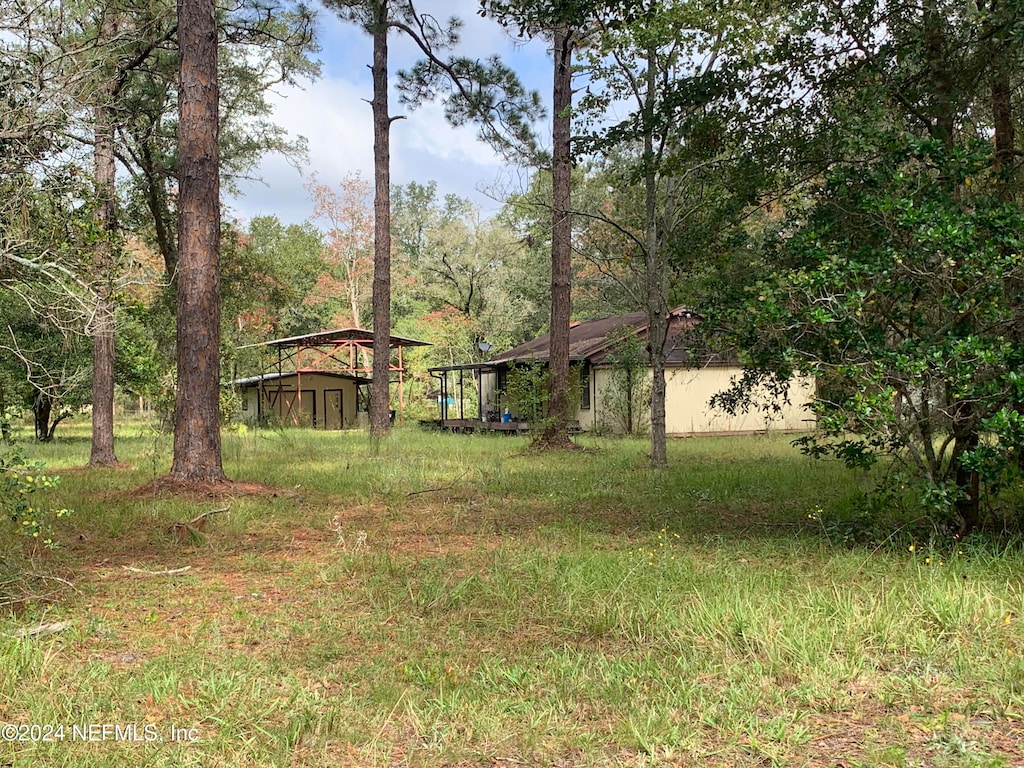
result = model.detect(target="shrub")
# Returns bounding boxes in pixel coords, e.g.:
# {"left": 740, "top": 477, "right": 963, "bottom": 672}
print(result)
{"left": 1, "top": 445, "right": 69, "bottom": 548}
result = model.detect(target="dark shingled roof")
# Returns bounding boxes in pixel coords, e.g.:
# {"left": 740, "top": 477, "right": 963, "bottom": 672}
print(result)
{"left": 485, "top": 307, "right": 737, "bottom": 368}
{"left": 488, "top": 311, "right": 650, "bottom": 365}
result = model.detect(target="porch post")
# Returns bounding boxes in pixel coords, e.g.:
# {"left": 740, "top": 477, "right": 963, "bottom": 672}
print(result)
{"left": 441, "top": 372, "right": 448, "bottom": 421}
{"left": 458, "top": 369, "right": 465, "bottom": 420}
{"left": 397, "top": 343, "right": 404, "bottom": 418}
{"left": 476, "top": 369, "right": 483, "bottom": 421}
{"left": 276, "top": 346, "right": 284, "bottom": 424}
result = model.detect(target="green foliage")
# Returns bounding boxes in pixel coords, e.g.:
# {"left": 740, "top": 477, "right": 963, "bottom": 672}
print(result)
{"left": 504, "top": 360, "right": 580, "bottom": 427}
{"left": 600, "top": 327, "right": 651, "bottom": 436}
{"left": 222, "top": 215, "right": 329, "bottom": 370}
{"left": 0, "top": 288, "right": 91, "bottom": 441}
{"left": 0, "top": 405, "right": 21, "bottom": 445}
{"left": 114, "top": 302, "right": 163, "bottom": 398}
{"left": 703, "top": 0, "right": 1024, "bottom": 532}
{"left": 0, "top": 445, "right": 68, "bottom": 548}
{"left": 725, "top": 136, "right": 1024, "bottom": 531}
{"left": 503, "top": 360, "right": 549, "bottom": 424}
{"left": 117, "top": 0, "right": 320, "bottom": 272}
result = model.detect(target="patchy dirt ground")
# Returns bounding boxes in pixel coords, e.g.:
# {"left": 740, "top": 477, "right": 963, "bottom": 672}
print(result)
{"left": 7, "top": 456, "right": 1022, "bottom": 768}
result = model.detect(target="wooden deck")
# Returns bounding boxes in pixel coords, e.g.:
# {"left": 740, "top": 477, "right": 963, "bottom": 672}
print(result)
{"left": 420, "top": 419, "right": 582, "bottom": 434}
{"left": 420, "top": 419, "right": 531, "bottom": 434}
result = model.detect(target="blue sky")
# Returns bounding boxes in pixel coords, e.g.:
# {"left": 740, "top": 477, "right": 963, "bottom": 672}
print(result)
{"left": 226, "top": 0, "right": 554, "bottom": 227}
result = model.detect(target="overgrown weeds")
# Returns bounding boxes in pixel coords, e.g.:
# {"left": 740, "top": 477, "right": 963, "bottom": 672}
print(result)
{"left": 1, "top": 422, "right": 1021, "bottom": 767}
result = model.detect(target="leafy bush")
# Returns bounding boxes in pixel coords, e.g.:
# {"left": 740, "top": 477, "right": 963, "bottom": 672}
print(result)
{"left": 601, "top": 328, "right": 651, "bottom": 436}
{"left": 1, "top": 445, "right": 69, "bottom": 548}
{"left": 723, "top": 137, "right": 1024, "bottom": 533}
{"left": 504, "top": 360, "right": 580, "bottom": 428}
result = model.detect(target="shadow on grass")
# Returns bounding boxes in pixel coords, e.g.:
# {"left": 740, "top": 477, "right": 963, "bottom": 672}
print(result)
{"left": 22, "top": 424, "right": 1022, "bottom": 568}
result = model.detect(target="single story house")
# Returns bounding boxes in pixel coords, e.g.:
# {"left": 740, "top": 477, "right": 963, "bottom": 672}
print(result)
{"left": 233, "top": 370, "right": 370, "bottom": 429}
{"left": 429, "top": 308, "right": 814, "bottom": 436}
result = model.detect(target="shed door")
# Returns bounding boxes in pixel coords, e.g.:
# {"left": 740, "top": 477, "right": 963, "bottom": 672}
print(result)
{"left": 323, "top": 389, "right": 343, "bottom": 430}
{"left": 272, "top": 390, "right": 315, "bottom": 427}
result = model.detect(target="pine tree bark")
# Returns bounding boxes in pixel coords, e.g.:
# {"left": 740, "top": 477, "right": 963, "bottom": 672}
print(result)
{"left": 644, "top": 43, "right": 669, "bottom": 468}
{"left": 369, "top": 0, "right": 393, "bottom": 439}
{"left": 539, "top": 23, "right": 574, "bottom": 448}
{"left": 89, "top": 91, "right": 119, "bottom": 467}
{"left": 169, "top": 0, "right": 226, "bottom": 482}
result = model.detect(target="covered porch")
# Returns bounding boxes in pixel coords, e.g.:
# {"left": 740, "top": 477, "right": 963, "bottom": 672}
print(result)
{"left": 426, "top": 362, "right": 530, "bottom": 432}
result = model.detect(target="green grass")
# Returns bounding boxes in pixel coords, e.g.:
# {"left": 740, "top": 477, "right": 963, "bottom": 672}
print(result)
{"left": 1, "top": 421, "right": 1022, "bottom": 767}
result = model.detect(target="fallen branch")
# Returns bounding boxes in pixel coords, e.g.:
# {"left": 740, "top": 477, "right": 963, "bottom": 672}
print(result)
{"left": 121, "top": 565, "right": 192, "bottom": 576}
{"left": 406, "top": 470, "right": 470, "bottom": 497}
{"left": 186, "top": 506, "right": 230, "bottom": 526}
{"left": 7, "top": 620, "right": 73, "bottom": 639}
{"left": 168, "top": 505, "right": 230, "bottom": 543}
{"left": 0, "top": 573, "right": 77, "bottom": 592}
{"left": 0, "top": 573, "right": 79, "bottom": 609}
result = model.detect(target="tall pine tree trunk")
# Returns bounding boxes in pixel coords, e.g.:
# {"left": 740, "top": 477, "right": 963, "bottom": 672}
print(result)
{"left": 169, "top": 0, "right": 226, "bottom": 482}
{"left": 369, "top": 0, "right": 393, "bottom": 439}
{"left": 644, "top": 43, "right": 669, "bottom": 467}
{"left": 90, "top": 88, "right": 119, "bottom": 467}
{"left": 539, "top": 24, "right": 574, "bottom": 448}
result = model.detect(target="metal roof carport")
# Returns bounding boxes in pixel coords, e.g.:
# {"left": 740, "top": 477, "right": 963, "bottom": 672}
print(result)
{"left": 237, "top": 328, "right": 431, "bottom": 425}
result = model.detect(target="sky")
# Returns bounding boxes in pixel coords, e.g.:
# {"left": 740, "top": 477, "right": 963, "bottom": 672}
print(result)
{"left": 226, "top": 1, "right": 554, "bottom": 227}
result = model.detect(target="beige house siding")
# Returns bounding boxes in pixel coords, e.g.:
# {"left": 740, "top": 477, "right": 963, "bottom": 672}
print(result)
{"left": 238, "top": 373, "right": 362, "bottom": 429}
{"left": 480, "top": 364, "right": 814, "bottom": 435}
{"left": 579, "top": 366, "right": 814, "bottom": 435}
{"left": 576, "top": 367, "right": 605, "bottom": 432}
{"left": 661, "top": 367, "right": 814, "bottom": 435}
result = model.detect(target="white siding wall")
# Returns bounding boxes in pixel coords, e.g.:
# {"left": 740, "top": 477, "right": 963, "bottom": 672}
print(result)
{"left": 580, "top": 365, "right": 814, "bottom": 435}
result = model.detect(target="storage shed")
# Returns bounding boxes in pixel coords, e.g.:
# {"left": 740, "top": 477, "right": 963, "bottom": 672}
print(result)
{"left": 234, "top": 371, "right": 370, "bottom": 429}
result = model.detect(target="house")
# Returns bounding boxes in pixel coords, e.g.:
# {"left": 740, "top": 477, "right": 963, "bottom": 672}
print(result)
{"left": 232, "top": 328, "right": 430, "bottom": 429}
{"left": 428, "top": 308, "right": 814, "bottom": 435}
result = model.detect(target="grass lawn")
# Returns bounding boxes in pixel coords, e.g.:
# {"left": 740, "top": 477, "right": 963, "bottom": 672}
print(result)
{"left": 1, "top": 421, "right": 1022, "bottom": 767}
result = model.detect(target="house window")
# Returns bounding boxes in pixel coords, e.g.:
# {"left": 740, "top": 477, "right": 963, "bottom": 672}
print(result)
{"left": 579, "top": 362, "right": 591, "bottom": 410}
{"left": 496, "top": 367, "right": 508, "bottom": 394}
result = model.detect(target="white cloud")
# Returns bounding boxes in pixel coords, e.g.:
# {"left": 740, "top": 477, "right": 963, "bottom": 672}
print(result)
{"left": 227, "top": 0, "right": 552, "bottom": 227}
{"left": 396, "top": 101, "right": 502, "bottom": 167}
